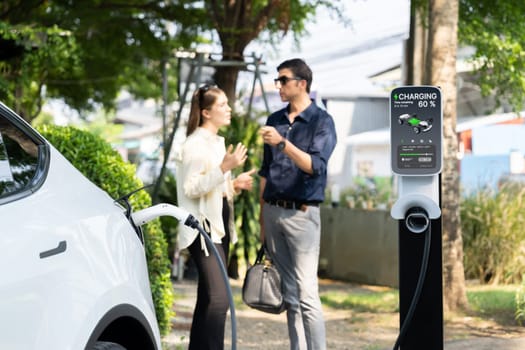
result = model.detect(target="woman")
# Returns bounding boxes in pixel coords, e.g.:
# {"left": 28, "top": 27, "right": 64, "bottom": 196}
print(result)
{"left": 175, "top": 85, "right": 255, "bottom": 350}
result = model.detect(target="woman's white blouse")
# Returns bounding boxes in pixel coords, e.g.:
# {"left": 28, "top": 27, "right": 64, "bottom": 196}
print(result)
{"left": 175, "top": 127, "right": 237, "bottom": 254}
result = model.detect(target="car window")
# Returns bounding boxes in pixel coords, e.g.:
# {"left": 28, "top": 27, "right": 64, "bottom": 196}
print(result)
{"left": 0, "top": 107, "right": 48, "bottom": 203}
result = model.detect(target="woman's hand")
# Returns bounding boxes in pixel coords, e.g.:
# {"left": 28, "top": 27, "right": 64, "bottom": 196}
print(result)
{"left": 233, "top": 168, "right": 257, "bottom": 192}
{"left": 220, "top": 143, "right": 247, "bottom": 173}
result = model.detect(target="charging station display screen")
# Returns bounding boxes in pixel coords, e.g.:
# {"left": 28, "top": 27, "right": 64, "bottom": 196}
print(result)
{"left": 390, "top": 86, "right": 442, "bottom": 175}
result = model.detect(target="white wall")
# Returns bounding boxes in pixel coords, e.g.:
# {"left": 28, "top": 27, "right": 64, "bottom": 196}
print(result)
{"left": 326, "top": 100, "right": 356, "bottom": 184}
{"left": 473, "top": 125, "right": 525, "bottom": 155}
{"left": 351, "top": 144, "right": 391, "bottom": 178}
{"left": 326, "top": 96, "right": 390, "bottom": 189}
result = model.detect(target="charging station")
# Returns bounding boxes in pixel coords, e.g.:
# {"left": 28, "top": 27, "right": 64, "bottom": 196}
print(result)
{"left": 390, "top": 86, "right": 444, "bottom": 350}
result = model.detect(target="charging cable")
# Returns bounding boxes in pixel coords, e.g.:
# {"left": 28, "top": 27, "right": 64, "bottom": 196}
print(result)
{"left": 132, "top": 203, "right": 237, "bottom": 350}
{"left": 392, "top": 207, "right": 431, "bottom": 350}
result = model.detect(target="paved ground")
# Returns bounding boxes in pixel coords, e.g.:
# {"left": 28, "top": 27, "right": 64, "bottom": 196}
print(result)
{"left": 163, "top": 279, "right": 525, "bottom": 350}
{"left": 446, "top": 337, "right": 525, "bottom": 350}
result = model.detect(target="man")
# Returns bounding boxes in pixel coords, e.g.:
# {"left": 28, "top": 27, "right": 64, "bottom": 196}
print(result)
{"left": 258, "top": 58, "right": 337, "bottom": 350}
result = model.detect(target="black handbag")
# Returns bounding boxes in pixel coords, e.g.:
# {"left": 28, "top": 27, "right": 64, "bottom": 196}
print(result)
{"left": 242, "top": 245, "right": 285, "bottom": 314}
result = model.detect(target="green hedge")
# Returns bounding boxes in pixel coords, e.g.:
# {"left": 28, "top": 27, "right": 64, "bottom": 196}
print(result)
{"left": 37, "top": 124, "right": 174, "bottom": 335}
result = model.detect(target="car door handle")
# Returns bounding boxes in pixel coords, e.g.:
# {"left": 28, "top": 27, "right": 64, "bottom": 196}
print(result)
{"left": 39, "top": 240, "right": 67, "bottom": 259}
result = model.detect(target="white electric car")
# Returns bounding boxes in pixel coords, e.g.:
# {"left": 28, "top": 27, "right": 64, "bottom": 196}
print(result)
{"left": 0, "top": 102, "right": 162, "bottom": 350}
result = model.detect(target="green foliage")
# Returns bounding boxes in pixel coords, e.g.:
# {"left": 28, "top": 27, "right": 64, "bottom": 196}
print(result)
{"left": 36, "top": 124, "right": 174, "bottom": 335}
{"left": 515, "top": 282, "right": 525, "bottom": 325}
{"left": 30, "top": 110, "right": 55, "bottom": 127}
{"left": 220, "top": 113, "right": 264, "bottom": 270}
{"left": 151, "top": 170, "right": 180, "bottom": 264}
{"left": 198, "top": 0, "right": 347, "bottom": 101}
{"left": 79, "top": 112, "right": 125, "bottom": 143}
{"left": 0, "top": 20, "right": 81, "bottom": 120}
{"left": 459, "top": 0, "right": 525, "bottom": 111}
{"left": 1, "top": 1, "right": 191, "bottom": 121}
{"left": 1, "top": 0, "right": 349, "bottom": 121}
{"left": 410, "top": 0, "right": 525, "bottom": 111}
{"left": 339, "top": 176, "right": 393, "bottom": 210}
{"left": 461, "top": 184, "right": 525, "bottom": 284}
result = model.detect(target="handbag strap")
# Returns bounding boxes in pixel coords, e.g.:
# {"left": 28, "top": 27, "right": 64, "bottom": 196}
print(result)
{"left": 255, "top": 245, "right": 265, "bottom": 264}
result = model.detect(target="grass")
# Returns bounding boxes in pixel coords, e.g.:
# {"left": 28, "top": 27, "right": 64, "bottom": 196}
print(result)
{"left": 319, "top": 282, "right": 521, "bottom": 327}
{"left": 320, "top": 287, "right": 398, "bottom": 313}
{"left": 466, "top": 283, "right": 520, "bottom": 325}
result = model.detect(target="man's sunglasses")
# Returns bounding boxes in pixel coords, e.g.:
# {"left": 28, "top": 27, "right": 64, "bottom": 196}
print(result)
{"left": 274, "top": 76, "right": 303, "bottom": 86}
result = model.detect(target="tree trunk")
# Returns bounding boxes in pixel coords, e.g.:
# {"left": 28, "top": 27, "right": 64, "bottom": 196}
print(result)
{"left": 404, "top": 3, "right": 427, "bottom": 85}
{"left": 214, "top": 64, "right": 241, "bottom": 107}
{"left": 214, "top": 36, "right": 249, "bottom": 107}
{"left": 425, "top": 0, "right": 468, "bottom": 312}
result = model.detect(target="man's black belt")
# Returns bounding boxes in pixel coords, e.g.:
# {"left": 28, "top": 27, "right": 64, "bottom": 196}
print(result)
{"left": 266, "top": 199, "right": 319, "bottom": 210}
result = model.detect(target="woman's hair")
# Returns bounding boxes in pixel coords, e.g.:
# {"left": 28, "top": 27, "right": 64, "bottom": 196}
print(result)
{"left": 187, "top": 85, "right": 223, "bottom": 136}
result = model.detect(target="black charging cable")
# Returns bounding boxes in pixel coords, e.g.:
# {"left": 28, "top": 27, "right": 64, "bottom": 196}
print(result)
{"left": 185, "top": 214, "right": 237, "bottom": 350}
{"left": 392, "top": 207, "right": 432, "bottom": 350}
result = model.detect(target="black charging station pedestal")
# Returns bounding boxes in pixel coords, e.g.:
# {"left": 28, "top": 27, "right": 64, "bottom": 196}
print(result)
{"left": 390, "top": 86, "right": 444, "bottom": 350}
{"left": 397, "top": 202, "right": 443, "bottom": 349}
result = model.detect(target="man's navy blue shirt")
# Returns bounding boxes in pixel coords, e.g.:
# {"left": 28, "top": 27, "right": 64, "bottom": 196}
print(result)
{"left": 259, "top": 101, "right": 337, "bottom": 203}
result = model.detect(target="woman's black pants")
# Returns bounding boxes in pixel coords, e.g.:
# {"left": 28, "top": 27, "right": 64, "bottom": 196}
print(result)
{"left": 187, "top": 198, "right": 231, "bottom": 350}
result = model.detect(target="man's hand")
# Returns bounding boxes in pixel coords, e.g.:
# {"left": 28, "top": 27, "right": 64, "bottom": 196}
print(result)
{"left": 260, "top": 126, "right": 314, "bottom": 174}
{"left": 260, "top": 126, "right": 283, "bottom": 146}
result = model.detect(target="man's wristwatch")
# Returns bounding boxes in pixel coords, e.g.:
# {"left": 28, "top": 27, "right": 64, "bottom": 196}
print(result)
{"left": 277, "top": 137, "right": 286, "bottom": 151}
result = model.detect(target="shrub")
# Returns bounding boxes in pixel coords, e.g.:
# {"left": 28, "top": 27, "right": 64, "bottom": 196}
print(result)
{"left": 461, "top": 184, "right": 525, "bottom": 284}
{"left": 220, "top": 114, "right": 263, "bottom": 273}
{"left": 516, "top": 280, "right": 525, "bottom": 324}
{"left": 339, "top": 176, "right": 394, "bottom": 209}
{"left": 151, "top": 170, "right": 179, "bottom": 266}
{"left": 37, "top": 124, "right": 174, "bottom": 335}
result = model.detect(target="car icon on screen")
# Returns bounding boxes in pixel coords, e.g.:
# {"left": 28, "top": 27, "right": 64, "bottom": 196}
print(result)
{"left": 398, "top": 113, "right": 433, "bottom": 134}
